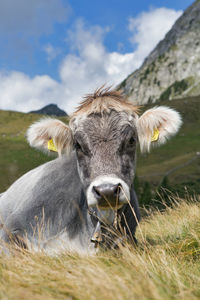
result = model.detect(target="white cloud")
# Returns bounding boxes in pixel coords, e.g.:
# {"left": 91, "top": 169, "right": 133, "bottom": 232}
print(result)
{"left": 57, "top": 19, "right": 137, "bottom": 111}
{"left": 44, "top": 44, "right": 61, "bottom": 62}
{"left": 0, "top": 72, "right": 61, "bottom": 112}
{"left": 0, "top": 8, "right": 182, "bottom": 114}
{"left": 128, "top": 8, "right": 182, "bottom": 60}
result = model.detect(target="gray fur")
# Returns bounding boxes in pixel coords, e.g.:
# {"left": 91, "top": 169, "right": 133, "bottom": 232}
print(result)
{"left": 73, "top": 111, "right": 137, "bottom": 189}
{"left": 0, "top": 155, "right": 95, "bottom": 253}
{"left": 0, "top": 110, "right": 140, "bottom": 254}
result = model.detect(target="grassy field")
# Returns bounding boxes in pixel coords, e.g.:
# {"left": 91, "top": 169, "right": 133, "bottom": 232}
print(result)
{"left": 136, "top": 96, "right": 200, "bottom": 185}
{"left": 0, "top": 110, "right": 66, "bottom": 192}
{"left": 0, "top": 197, "right": 200, "bottom": 299}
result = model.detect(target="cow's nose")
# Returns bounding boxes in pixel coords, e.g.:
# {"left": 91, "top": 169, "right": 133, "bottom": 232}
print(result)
{"left": 92, "top": 183, "right": 121, "bottom": 207}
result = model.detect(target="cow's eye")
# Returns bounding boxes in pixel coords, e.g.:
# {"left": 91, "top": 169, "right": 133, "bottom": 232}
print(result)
{"left": 74, "top": 141, "right": 89, "bottom": 156}
{"left": 74, "top": 141, "right": 82, "bottom": 151}
{"left": 128, "top": 137, "right": 135, "bottom": 145}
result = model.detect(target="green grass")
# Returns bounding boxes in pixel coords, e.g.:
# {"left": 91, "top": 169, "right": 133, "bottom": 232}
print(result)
{"left": 159, "top": 79, "right": 189, "bottom": 101}
{"left": 0, "top": 110, "right": 66, "bottom": 192}
{"left": 0, "top": 198, "right": 200, "bottom": 299}
{"left": 136, "top": 96, "right": 200, "bottom": 187}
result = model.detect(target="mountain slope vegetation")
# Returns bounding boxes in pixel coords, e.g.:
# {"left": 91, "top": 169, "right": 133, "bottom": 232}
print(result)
{"left": 0, "top": 110, "right": 62, "bottom": 192}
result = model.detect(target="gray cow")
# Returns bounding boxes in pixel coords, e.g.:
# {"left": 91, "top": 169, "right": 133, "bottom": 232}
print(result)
{"left": 0, "top": 88, "right": 182, "bottom": 255}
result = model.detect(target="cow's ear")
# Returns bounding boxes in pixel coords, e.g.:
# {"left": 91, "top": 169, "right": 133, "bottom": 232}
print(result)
{"left": 137, "top": 106, "right": 182, "bottom": 152}
{"left": 27, "top": 118, "right": 73, "bottom": 156}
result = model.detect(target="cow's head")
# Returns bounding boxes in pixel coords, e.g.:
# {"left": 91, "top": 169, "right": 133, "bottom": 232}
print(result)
{"left": 27, "top": 87, "right": 182, "bottom": 217}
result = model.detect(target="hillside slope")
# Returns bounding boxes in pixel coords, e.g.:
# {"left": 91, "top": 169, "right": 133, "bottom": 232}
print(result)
{"left": 119, "top": 0, "right": 200, "bottom": 104}
{"left": 137, "top": 96, "right": 200, "bottom": 185}
{"left": 0, "top": 110, "right": 67, "bottom": 192}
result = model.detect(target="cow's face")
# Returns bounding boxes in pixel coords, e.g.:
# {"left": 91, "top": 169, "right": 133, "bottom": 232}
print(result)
{"left": 27, "top": 91, "right": 182, "bottom": 216}
{"left": 70, "top": 111, "right": 137, "bottom": 209}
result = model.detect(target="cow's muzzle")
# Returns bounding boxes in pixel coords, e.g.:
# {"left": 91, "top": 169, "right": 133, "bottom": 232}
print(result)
{"left": 92, "top": 183, "right": 121, "bottom": 209}
{"left": 87, "top": 175, "right": 130, "bottom": 209}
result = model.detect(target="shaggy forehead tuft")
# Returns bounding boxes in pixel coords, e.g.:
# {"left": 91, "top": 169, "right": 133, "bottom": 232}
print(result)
{"left": 71, "top": 86, "right": 139, "bottom": 118}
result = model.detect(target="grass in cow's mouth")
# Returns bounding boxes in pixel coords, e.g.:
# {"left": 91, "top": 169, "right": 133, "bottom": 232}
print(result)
{"left": 96, "top": 203, "right": 124, "bottom": 210}
{"left": 0, "top": 195, "right": 200, "bottom": 299}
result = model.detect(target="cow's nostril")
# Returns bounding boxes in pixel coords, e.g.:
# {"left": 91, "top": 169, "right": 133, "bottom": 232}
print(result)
{"left": 92, "top": 183, "right": 122, "bottom": 207}
{"left": 113, "top": 183, "right": 122, "bottom": 196}
{"left": 93, "top": 186, "right": 102, "bottom": 199}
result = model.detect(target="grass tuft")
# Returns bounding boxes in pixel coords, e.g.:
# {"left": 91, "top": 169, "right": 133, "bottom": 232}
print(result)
{"left": 1, "top": 198, "right": 200, "bottom": 299}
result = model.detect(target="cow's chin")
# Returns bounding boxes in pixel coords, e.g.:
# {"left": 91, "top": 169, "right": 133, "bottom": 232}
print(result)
{"left": 86, "top": 175, "right": 130, "bottom": 209}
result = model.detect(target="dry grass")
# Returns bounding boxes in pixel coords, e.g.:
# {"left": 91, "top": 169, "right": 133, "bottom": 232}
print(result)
{"left": 1, "top": 197, "right": 200, "bottom": 300}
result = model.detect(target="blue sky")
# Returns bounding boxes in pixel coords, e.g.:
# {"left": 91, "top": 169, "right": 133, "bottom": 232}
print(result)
{"left": 0, "top": 0, "right": 194, "bottom": 113}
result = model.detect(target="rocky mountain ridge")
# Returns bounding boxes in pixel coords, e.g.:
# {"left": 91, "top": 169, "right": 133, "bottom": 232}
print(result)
{"left": 119, "top": 0, "right": 200, "bottom": 104}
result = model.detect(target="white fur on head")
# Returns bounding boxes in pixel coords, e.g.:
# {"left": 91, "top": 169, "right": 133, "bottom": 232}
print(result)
{"left": 27, "top": 118, "right": 73, "bottom": 156}
{"left": 137, "top": 106, "right": 182, "bottom": 152}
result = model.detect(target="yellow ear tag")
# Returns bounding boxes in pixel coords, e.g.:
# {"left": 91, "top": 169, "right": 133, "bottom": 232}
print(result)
{"left": 48, "top": 139, "right": 58, "bottom": 152}
{"left": 151, "top": 128, "right": 160, "bottom": 142}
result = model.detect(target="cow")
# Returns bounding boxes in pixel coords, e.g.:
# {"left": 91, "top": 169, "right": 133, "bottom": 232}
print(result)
{"left": 0, "top": 87, "right": 182, "bottom": 255}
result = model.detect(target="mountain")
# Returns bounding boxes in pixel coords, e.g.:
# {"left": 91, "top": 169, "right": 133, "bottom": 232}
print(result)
{"left": 118, "top": 0, "right": 200, "bottom": 104}
{"left": 30, "top": 104, "right": 67, "bottom": 117}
